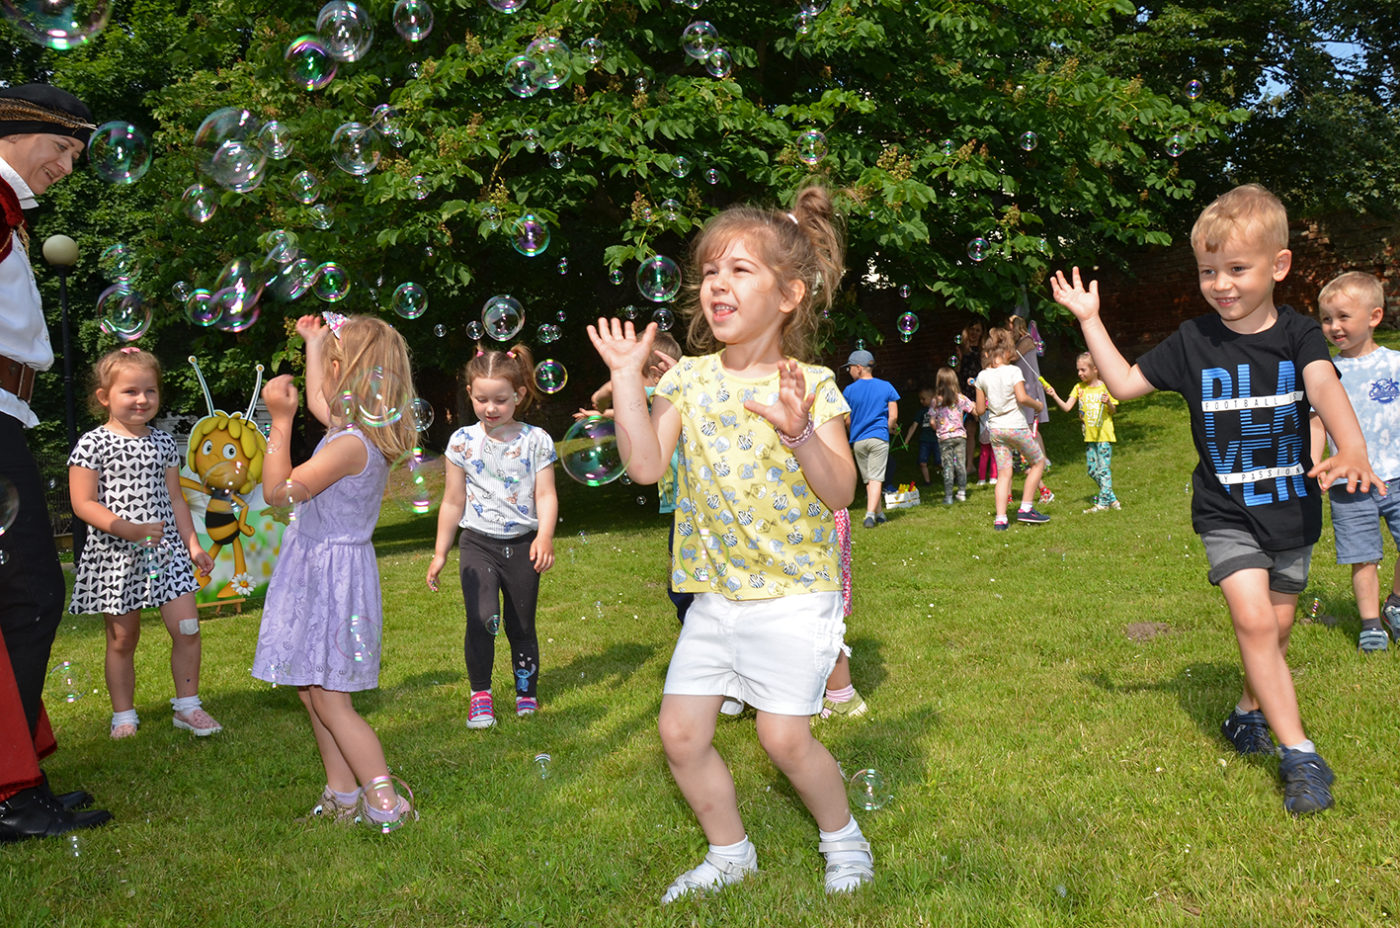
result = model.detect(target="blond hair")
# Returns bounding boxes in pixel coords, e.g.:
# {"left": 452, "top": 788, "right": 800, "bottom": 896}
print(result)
{"left": 1319, "top": 271, "right": 1385, "bottom": 315}
{"left": 89, "top": 347, "right": 160, "bottom": 417}
{"left": 323, "top": 316, "right": 418, "bottom": 460}
{"left": 464, "top": 343, "right": 541, "bottom": 416}
{"left": 1191, "top": 184, "right": 1289, "bottom": 254}
{"left": 683, "top": 184, "right": 845, "bottom": 362}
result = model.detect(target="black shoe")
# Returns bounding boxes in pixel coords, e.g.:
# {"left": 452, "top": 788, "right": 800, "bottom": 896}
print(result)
{"left": 1278, "top": 748, "right": 1335, "bottom": 815}
{"left": 40, "top": 772, "right": 94, "bottom": 812}
{"left": 0, "top": 787, "right": 112, "bottom": 843}
{"left": 1221, "top": 709, "right": 1275, "bottom": 755}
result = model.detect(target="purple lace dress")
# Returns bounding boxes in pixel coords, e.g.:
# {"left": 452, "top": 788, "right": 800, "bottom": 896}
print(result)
{"left": 251, "top": 427, "right": 388, "bottom": 692}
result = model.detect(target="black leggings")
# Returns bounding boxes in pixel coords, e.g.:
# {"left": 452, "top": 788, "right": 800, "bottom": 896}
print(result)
{"left": 459, "top": 527, "right": 539, "bottom": 698}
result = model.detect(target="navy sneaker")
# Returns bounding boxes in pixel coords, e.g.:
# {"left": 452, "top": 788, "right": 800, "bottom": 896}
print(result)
{"left": 1221, "top": 709, "right": 1274, "bottom": 755}
{"left": 1278, "top": 748, "right": 1335, "bottom": 815}
{"left": 1382, "top": 593, "right": 1400, "bottom": 643}
{"left": 993, "top": 519, "right": 1008, "bottom": 531}
{"left": 1016, "top": 507, "right": 1050, "bottom": 524}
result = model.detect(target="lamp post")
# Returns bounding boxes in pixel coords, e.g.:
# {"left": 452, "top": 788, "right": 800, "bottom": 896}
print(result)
{"left": 42, "top": 234, "right": 83, "bottom": 561}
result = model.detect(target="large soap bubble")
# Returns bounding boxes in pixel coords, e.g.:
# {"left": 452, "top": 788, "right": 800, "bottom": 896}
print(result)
{"left": 482, "top": 294, "right": 524, "bottom": 341}
{"left": 330, "top": 122, "right": 381, "bottom": 177}
{"left": 504, "top": 55, "right": 540, "bottom": 98}
{"left": 797, "top": 129, "right": 828, "bottom": 166}
{"left": 525, "top": 37, "right": 571, "bottom": 89}
{"left": 97, "top": 285, "right": 150, "bottom": 341}
{"left": 313, "top": 262, "right": 351, "bottom": 302}
{"left": 392, "top": 282, "right": 428, "bottom": 319}
{"left": 257, "top": 120, "right": 294, "bottom": 160}
{"left": 534, "top": 359, "right": 567, "bottom": 394}
{"left": 681, "top": 21, "right": 718, "bottom": 59}
{"left": 392, "top": 0, "right": 432, "bottom": 41}
{"left": 559, "top": 416, "right": 628, "bottom": 486}
{"left": 317, "top": 1, "right": 373, "bottom": 62}
{"left": 285, "top": 36, "right": 337, "bottom": 91}
{"left": 636, "top": 255, "right": 681, "bottom": 302}
{"left": 89, "top": 122, "right": 151, "bottom": 184}
{"left": 195, "top": 108, "right": 268, "bottom": 193}
{"left": 510, "top": 214, "right": 550, "bottom": 256}
{"left": 2, "top": 0, "right": 109, "bottom": 49}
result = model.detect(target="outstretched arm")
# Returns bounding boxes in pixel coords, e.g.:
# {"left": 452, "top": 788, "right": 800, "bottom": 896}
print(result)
{"left": 1050, "top": 268, "right": 1156, "bottom": 401}
{"left": 261, "top": 374, "right": 365, "bottom": 500}
{"left": 296, "top": 315, "right": 333, "bottom": 427}
{"left": 1044, "top": 380, "right": 1075, "bottom": 413}
{"left": 1304, "top": 359, "right": 1381, "bottom": 494}
{"left": 586, "top": 318, "right": 674, "bottom": 485}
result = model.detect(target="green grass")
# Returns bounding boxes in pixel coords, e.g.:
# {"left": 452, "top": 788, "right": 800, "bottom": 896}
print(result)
{"left": 7, "top": 387, "right": 1400, "bottom": 928}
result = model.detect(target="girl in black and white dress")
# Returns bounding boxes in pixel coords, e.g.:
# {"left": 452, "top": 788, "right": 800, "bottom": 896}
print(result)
{"left": 69, "top": 347, "right": 222, "bottom": 738}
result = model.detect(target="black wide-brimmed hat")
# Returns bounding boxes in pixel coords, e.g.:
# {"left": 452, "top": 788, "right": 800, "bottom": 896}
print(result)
{"left": 0, "top": 84, "right": 94, "bottom": 146}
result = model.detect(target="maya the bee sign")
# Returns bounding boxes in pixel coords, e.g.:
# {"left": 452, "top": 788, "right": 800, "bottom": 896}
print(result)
{"left": 178, "top": 358, "right": 287, "bottom": 604}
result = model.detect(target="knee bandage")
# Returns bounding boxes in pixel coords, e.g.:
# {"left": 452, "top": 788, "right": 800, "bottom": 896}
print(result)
{"left": 178, "top": 618, "right": 200, "bottom": 636}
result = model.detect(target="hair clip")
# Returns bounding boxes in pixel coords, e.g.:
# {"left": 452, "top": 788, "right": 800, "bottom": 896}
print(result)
{"left": 475, "top": 349, "right": 485, "bottom": 358}
{"left": 785, "top": 212, "right": 799, "bottom": 225}
{"left": 322, "top": 310, "right": 348, "bottom": 339}
{"left": 506, "top": 350, "right": 516, "bottom": 359}
{"left": 119, "top": 346, "right": 141, "bottom": 354}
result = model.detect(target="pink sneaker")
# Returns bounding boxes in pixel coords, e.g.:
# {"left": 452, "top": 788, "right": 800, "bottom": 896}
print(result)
{"left": 173, "top": 708, "right": 223, "bottom": 736}
{"left": 467, "top": 691, "right": 496, "bottom": 729}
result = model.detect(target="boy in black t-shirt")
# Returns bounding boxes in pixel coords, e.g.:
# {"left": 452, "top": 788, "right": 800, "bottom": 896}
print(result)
{"left": 1050, "top": 184, "right": 1379, "bottom": 816}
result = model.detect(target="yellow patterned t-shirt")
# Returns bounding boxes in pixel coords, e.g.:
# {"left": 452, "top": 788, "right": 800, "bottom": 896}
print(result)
{"left": 655, "top": 353, "right": 850, "bottom": 600}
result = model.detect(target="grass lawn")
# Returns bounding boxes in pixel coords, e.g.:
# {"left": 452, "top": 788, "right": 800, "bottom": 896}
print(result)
{"left": 6, "top": 375, "right": 1400, "bottom": 927}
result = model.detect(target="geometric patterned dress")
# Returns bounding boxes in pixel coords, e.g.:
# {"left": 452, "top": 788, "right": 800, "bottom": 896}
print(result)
{"left": 67, "top": 426, "right": 198, "bottom": 615}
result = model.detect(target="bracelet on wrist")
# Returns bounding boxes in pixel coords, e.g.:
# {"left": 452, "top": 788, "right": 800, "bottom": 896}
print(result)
{"left": 776, "top": 415, "right": 816, "bottom": 449}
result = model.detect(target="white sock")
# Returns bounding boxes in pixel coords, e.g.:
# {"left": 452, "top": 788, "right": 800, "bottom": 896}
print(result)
{"left": 661, "top": 836, "right": 756, "bottom": 903}
{"left": 111, "top": 709, "right": 139, "bottom": 729}
{"left": 171, "top": 694, "right": 202, "bottom": 714}
{"left": 819, "top": 816, "right": 872, "bottom": 893}
{"left": 1283, "top": 739, "right": 1316, "bottom": 755}
{"left": 1234, "top": 703, "right": 1254, "bottom": 716}
{"left": 1018, "top": 502, "right": 1032, "bottom": 512}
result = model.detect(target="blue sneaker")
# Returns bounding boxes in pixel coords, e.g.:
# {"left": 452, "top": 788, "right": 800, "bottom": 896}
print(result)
{"left": 1016, "top": 507, "right": 1050, "bottom": 524}
{"left": 993, "top": 519, "right": 1008, "bottom": 531}
{"left": 1382, "top": 593, "right": 1400, "bottom": 643}
{"left": 1220, "top": 709, "right": 1274, "bottom": 755}
{"left": 1278, "top": 748, "right": 1334, "bottom": 815}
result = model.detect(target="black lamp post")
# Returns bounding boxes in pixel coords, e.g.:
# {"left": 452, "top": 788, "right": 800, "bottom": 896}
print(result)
{"left": 41, "top": 234, "right": 83, "bottom": 562}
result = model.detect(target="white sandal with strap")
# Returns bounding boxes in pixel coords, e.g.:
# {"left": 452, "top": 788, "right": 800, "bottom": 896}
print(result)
{"left": 661, "top": 848, "right": 758, "bottom": 904}
{"left": 820, "top": 838, "right": 874, "bottom": 893}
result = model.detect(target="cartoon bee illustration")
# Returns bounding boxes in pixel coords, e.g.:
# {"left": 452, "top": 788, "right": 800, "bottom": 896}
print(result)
{"left": 179, "top": 358, "right": 266, "bottom": 599}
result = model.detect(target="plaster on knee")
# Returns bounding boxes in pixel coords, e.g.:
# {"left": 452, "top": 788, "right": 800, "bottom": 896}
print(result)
{"left": 179, "top": 618, "right": 201, "bottom": 636}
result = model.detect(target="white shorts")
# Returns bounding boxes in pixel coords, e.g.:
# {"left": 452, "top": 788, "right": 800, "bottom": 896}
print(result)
{"left": 663, "top": 591, "right": 845, "bottom": 716}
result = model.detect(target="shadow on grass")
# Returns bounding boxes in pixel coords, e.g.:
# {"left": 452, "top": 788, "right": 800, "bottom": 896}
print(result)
{"left": 1080, "top": 661, "right": 1267, "bottom": 755}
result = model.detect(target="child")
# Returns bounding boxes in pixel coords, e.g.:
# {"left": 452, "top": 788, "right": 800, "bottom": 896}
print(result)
{"left": 68, "top": 347, "right": 221, "bottom": 739}
{"left": 426, "top": 345, "right": 557, "bottom": 729}
{"left": 956, "top": 321, "right": 984, "bottom": 469}
{"left": 902, "top": 386, "right": 941, "bottom": 486}
{"left": 815, "top": 506, "right": 867, "bottom": 719}
{"left": 588, "top": 185, "right": 874, "bottom": 901}
{"left": 1008, "top": 314, "right": 1052, "bottom": 465}
{"left": 974, "top": 328, "right": 1049, "bottom": 529}
{"left": 843, "top": 348, "right": 899, "bottom": 528}
{"left": 577, "top": 330, "right": 683, "bottom": 420}
{"left": 1051, "top": 184, "right": 1378, "bottom": 815}
{"left": 932, "top": 366, "right": 975, "bottom": 504}
{"left": 1045, "top": 353, "right": 1121, "bottom": 513}
{"left": 251, "top": 314, "right": 418, "bottom": 829}
{"left": 1312, "top": 271, "right": 1400, "bottom": 653}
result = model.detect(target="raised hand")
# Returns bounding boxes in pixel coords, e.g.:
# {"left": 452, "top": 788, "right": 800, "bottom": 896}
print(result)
{"left": 1050, "top": 268, "right": 1102, "bottom": 322}
{"left": 295, "top": 314, "right": 327, "bottom": 344}
{"left": 743, "top": 358, "right": 813, "bottom": 438}
{"left": 261, "top": 373, "right": 300, "bottom": 420}
{"left": 587, "top": 318, "right": 658, "bottom": 375}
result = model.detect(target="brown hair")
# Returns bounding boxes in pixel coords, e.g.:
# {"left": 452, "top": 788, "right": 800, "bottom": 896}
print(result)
{"left": 647, "top": 331, "right": 683, "bottom": 380}
{"left": 322, "top": 316, "right": 418, "bottom": 460}
{"left": 981, "top": 327, "right": 1017, "bottom": 367}
{"left": 934, "top": 367, "right": 961, "bottom": 409}
{"left": 1319, "top": 271, "right": 1385, "bottom": 316}
{"left": 89, "top": 347, "right": 161, "bottom": 417}
{"left": 464, "top": 343, "right": 542, "bottom": 416}
{"left": 682, "top": 184, "right": 845, "bottom": 362}
{"left": 1190, "top": 183, "right": 1289, "bottom": 254}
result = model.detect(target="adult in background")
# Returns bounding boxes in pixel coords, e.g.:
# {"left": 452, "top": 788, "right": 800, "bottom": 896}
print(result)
{"left": 842, "top": 349, "right": 899, "bottom": 528}
{"left": 1008, "top": 315, "right": 1052, "bottom": 467}
{"left": 0, "top": 84, "right": 112, "bottom": 842}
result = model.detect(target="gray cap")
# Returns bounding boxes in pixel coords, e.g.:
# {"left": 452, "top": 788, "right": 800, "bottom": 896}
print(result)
{"left": 846, "top": 349, "right": 875, "bottom": 367}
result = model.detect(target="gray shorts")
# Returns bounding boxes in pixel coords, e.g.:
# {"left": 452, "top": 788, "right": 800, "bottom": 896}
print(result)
{"left": 852, "top": 438, "right": 889, "bottom": 484}
{"left": 1200, "top": 528, "right": 1312, "bottom": 594}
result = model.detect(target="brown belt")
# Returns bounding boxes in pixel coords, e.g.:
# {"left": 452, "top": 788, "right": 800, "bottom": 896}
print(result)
{"left": 0, "top": 355, "right": 36, "bottom": 404}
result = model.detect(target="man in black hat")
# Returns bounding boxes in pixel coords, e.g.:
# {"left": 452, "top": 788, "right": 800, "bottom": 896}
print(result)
{"left": 0, "top": 83, "right": 112, "bottom": 842}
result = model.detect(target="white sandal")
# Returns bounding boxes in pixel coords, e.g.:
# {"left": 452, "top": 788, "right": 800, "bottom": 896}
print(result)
{"left": 819, "top": 838, "right": 874, "bottom": 893}
{"left": 660, "top": 849, "right": 758, "bottom": 904}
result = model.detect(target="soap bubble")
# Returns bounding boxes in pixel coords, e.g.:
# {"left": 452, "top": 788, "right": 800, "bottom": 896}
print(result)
{"left": 556, "top": 257, "right": 569, "bottom": 275}
{"left": 97, "top": 286, "right": 150, "bottom": 342}
{"left": 47, "top": 660, "right": 86, "bottom": 704}
{"left": 510, "top": 215, "right": 550, "bottom": 256}
{"left": 409, "top": 175, "right": 428, "bottom": 200}
{"left": 99, "top": 243, "right": 136, "bottom": 282}
{"left": 940, "top": 138, "right": 955, "bottom": 155}
{"left": 1166, "top": 134, "right": 1185, "bottom": 158}
{"left": 410, "top": 398, "right": 434, "bottom": 432}
{"left": 652, "top": 308, "right": 675, "bottom": 331}
{"left": 967, "top": 237, "right": 989, "bottom": 262}
{"left": 266, "top": 479, "right": 311, "bottom": 522}
{"left": 794, "top": 11, "right": 813, "bottom": 34}
{"left": 797, "top": 129, "right": 828, "bottom": 165}
{"left": 897, "top": 312, "right": 919, "bottom": 337}
{"left": 184, "top": 289, "right": 219, "bottom": 327}
{"left": 270, "top": 258, "right": 315, "bottom": 302}
{"left": 534, "top": 359, "right": 567, "bottom": 394}
{"left": 487, "top": 0, "right": 526, "bottom": 9}
{"left": 483, "top": 294, "right": 525, "bottom": 341}
{"left": 89, "top": 122, "right": 151, "bottom": 184}
{"left": 559, "top": 416, "right": 628, "bottom": 486}
{"left": 846, "top": 768, "right": 891, "bottom": 811}
{"left": 257, "top": 121, "right": 294, "bottom": 160}
{"left": 673, "top": 0, "right": 703, "bottom": 8}
{"left": 340, "top": 365, "right": 407, "bottom": 428}
{"left": 947, "top": 354, "right": 958, "bottom": 367}
{"left": 660, "top": 198, "right": 682, "bottom": 222}
{"left": 681, "top": 21, "right": 718, "bottom": 59}
{"left": 609, "top": 268, "right": 624, "bottom": 286}
{"left": 393, "top": 0, "right": 432, "bottom": 40}
{"left": 799, "top": 0, "right": 829, "bottom": 11}
{"left": 0, "top": 477, "right": 14, "bottom": 535}
{"left": 581, "top": 36, "right": 603, "bottom": 65}
{"left": 317, "top": 0, "right": 373, "bottom": 62}
{"left": 171, "top": 281, "right": 193, "bottom": 304}
{"left": 634, "top": 75, "right": 649, "bottom": 93}
{"left": 1186, "top": 79, "right": 1203, "bottom": 100}
{"left": 212, "top": 287, "right": 260, "bottom": 333}
{"left": 265, "top": 230, "right": 298, "bottom": 265}
{"left": 537, "top": 323, "right": 561, "bottom": 343}
{"left": 636, "top": 255, "right": 681, "bottom": 302}
{"left": 334, "top": 613, "right": 379, "bottom": 663}
{"left": 313, "top": 262, "right": 351, "bottom": 302}
{"left": 285, "top": 35, "right": 337, "bottom": 91}
{"left": 433, "top": 324, "right": 445, "bottom": 338}
{"left": 291, "top": 170, "right": 320, "bottom": 204}
{"left": 704, "top": 48, "right": 733, "bottom": 79}
{"left": 547, "top": 151, "right": 568, "bottom": 170}
{"left": 704, "top": 167, "right": 719, "bottom": 184}
{"left": 195, "top": 108, "right": 267, "bottom": 193}
{"left": 465, "top": 320, "right": 485, "bottom": 339}
{"left": 309, "top": 203, "right": 334, "bottom": 229}
{"left": 1018, "top": 130, "right": 1038, "bottom": 152}
{"left": 520, "top": 127, "right": 540, "bottom": 152}
{"left": 389, "top": 446, "right": 439, "bottom": 513}
{"left": 2, "top": 0, "right": 110, "bottom": 49}
{"left": 527, "top": 36, "right": 571, "bottom": 89}
{"left": 217, "top": 257, "right": 266, "bottom": 305}
{"left": 504, "top": 55, "right": 540, "bottom": 98}
{"left": 899, "top": 284, "right": 911, "bottom": 299}
{"left": 330, "top": 122, "right": 381, "bottom": 176}
{"left": 670, "top": 155, "right": 692, "bottom": 178}
{"left": 392, "top": 281, "right": 428, "bottom": 319}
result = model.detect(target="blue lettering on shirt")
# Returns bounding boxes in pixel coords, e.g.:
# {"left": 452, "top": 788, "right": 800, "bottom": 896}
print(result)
{"left": 1201, "top": 361, "right": 1306, "bottom": 506}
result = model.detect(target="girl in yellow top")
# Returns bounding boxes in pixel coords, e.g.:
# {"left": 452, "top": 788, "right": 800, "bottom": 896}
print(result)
{"left": 588, "top": 185, "right": 872, "bottom": 903}
{"left": 1046, "top": 352, "right": 1121, "bottom": 512}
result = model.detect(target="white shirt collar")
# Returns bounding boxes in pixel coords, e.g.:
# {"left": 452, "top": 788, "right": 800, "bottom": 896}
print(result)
{"left": 0, "top": 155, "right": 38, "bottom": 210}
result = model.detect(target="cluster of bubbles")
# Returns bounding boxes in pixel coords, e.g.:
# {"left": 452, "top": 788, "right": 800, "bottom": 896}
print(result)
{"left": 506, "top": 36, "right": 571, "bottom": 98}
{"left": 680, "top": 21, "right": 731, "bottom": 78}
{"left": 559, "top": 416, "right": 627, "bottom": 486}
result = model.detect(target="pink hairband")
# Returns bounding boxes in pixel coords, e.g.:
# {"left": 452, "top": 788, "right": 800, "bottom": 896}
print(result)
{"left": 322, "top": 310, "right": 348, "bottom": 339}
{"left": 119, "top": 346, "right": 141, "bottom": 354}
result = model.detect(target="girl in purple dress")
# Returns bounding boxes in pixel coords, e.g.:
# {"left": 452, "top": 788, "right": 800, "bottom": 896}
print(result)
{"left": 251, "top": 313, "right": 418, "bottom": 831}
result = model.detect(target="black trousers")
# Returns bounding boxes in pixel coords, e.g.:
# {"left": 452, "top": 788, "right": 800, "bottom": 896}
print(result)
{"left": 0, "top": 413, "right": 66, "bottom": 734}
{"left": 458, "top": 527, "right": 539, "bottom": 698}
